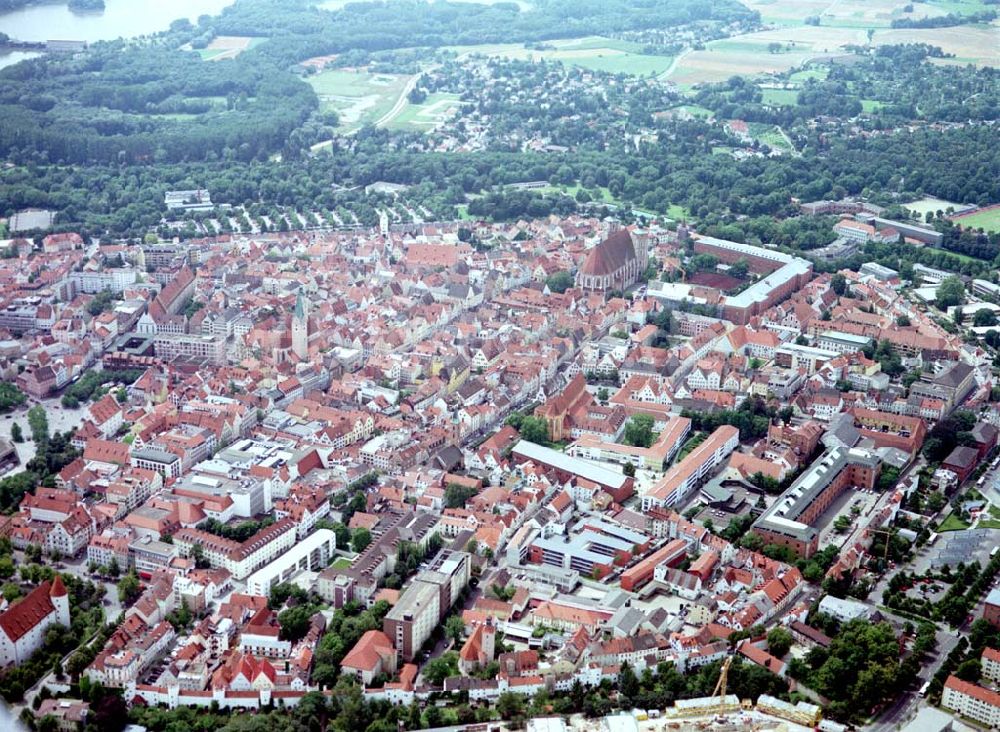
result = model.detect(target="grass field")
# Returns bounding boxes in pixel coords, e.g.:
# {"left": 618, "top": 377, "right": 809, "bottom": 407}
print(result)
{"left": 760, "top": 87, "right": 799, "bottom": 106}
{"left": 386, "top": 93, "right": 462, "bottom": 132}
{"left": 450, "top": 36, "right": 674, "bottom": 77}
{"left": 903, "top": 196, "right": 965, "bottom": 216}
{"left": 938, "top": 513, "right": 971, "bottom": 532}
{"left": 789, "top": 67, "right": 829, "bottom": 82}
{"left": 749, "top": 123, "right": 793, "bottom": 150}
{"left": 329, "top": 557, "right": 352, "bottom": 570}
{"left": 953, "top": 207, "right": 1000, "bottom": 233}
{"left": 529, "top": 183, "right": 619, "bottom": 204}
{"left": 663, "top": 104, "right": 715, "bottom": 118}
{"left": 306, "top": 69, "right": 412, "bottom": 132}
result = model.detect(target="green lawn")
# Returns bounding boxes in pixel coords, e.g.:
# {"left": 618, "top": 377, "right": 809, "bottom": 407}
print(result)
{"left": 789, "top": 67, "right": 828, "bottom": 82}
{"left": 529, "top": 183, "right": 618, "bottom": 204}
{"left": 760, "top": 88, "right": 799, "bottom": 106}
{"left": 569, "top": 52, "right": 674, "bottom": 76}
{"left": 674, "top": 432, "right": 707, "bottom": 463}
{"left": 306, "top": 69, "right": 412, "bottom": 132}
{"left": 938, "top": 513, "right": 971, "bottom": 532}
{"left": 386, "top": 93, "right": 462, "bottom": 132}
{"left": 954, "top": 207, "right": 1000, "bottom": 233}
{"left": 665, "top": 203, "right": 689, "bottom": 220}
{"left": 555, "top": 36, "right": 649, "bottom": 54}
{"left": 748, "top": 123, "right": 792, "bottom": 151}
{"left": 861, "top": 99, "right": 884, "bottom": 113}
{"left": 329, "top": 557, "right": 352, "bottom": 570}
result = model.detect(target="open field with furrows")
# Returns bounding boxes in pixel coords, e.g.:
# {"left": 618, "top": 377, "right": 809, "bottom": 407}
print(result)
{"left": 197, "top": 36, "right": 265, "bottom": 61}
{"left": 744, "top": 0, "right": 991, "bottom": 27}
{"left": 385, "top": 93, "right": 462, "bottom": 132}
{"left": 306, "top": 69, "right": 413, "bottom": 132}
{"left": 667, "top": 21, "right": 1000, "bottom": 84}
{"left": 450, "top": 36, "right": 675, "bottom": 77}
{"left": 881, "top": 24, "right": 1000, "bottom": 66}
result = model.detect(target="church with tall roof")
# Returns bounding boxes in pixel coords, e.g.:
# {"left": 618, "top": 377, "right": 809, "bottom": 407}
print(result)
{"left": 575, "top": 227, "right": 648, "bottom": 293}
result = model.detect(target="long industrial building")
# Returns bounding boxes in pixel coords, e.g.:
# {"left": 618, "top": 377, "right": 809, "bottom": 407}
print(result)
{"left": 511, "top": 440, "right": 633, "bottom": 503}
{"left": 751, "top": 447, "right": 880, "bottom": 557}
{"left": 642, "top": 426, "right": 740, "bottom": 509}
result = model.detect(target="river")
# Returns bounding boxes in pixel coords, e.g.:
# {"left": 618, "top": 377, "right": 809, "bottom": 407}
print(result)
{"left": 0, "top": 0, "right": 234, "bottom": 68}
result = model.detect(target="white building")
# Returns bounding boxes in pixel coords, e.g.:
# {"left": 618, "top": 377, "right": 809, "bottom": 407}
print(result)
{"left": 244, "top": 529, "right": 336, "bottom": 596}
{"left": 0, "top": 577, "right": 71, "bottom": 666}
{"left": 942, "top": 675, "right": 1000, "bottom": 728}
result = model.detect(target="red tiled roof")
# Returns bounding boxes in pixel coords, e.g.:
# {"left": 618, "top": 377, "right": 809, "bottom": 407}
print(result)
{"left": 0, "top": 581, "right": 56, "bottom": 642}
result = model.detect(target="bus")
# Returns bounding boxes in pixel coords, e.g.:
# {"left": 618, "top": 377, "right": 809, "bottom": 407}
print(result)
{"left": 992, "top": 546, "right": 999, "bottom": 558}
{"left": 927, "top": 532, "right": 938, "bottom": 547}
{"left": 918, "top": 681, "right": 930, "bottom": 698}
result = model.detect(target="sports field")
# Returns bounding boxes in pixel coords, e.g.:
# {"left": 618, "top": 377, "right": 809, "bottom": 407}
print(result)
{"left": 952, "top": 206, "right": 1000, "bottom": 233}
{"left": 307, "top": 69, "right": 413, "bottom": 132}
{"left": 450, "top": 36, "right": 674, "bottom": 77}
{"left": 903, "top": 196, "right": 965, "bottom": 217}
{"left": 386, "top": 93, "right": 462, "bottom": 132}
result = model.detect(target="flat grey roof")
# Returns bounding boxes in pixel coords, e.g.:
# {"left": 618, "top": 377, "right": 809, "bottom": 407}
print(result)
{"left": 513, "top": 440, "right": 627, "bottom": 489}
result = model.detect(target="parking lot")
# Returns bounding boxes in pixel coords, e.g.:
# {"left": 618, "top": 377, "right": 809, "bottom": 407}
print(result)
{"left": 816, "top": 485, "right": 882, "bottom": 549}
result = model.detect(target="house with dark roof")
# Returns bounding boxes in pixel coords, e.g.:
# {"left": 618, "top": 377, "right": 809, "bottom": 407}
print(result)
{"left": 943, "top": 446, "right": 979, "bottom": 484}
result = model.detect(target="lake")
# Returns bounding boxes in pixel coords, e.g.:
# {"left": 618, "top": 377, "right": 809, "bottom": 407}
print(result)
{"left": 0, "top": 0, "right": 234, "bottom": 68}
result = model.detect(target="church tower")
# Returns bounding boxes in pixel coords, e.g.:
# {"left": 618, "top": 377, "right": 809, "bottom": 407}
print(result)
{"left": 292, "top": 292, "right": 309, "bottom": 360}
{"left": 50, "top": 575, "right": 70, "bottom": 627}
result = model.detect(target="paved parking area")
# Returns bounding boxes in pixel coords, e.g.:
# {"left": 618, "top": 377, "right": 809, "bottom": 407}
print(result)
{"left": 816, "top": 485, "right": 881, "bottom": 548}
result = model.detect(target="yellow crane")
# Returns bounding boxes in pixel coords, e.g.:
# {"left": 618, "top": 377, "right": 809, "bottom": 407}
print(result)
{"left": 712, "top": 655, "right": 733, "bottom": 705}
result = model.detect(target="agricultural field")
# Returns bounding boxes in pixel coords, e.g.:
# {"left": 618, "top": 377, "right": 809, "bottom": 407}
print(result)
{"left": 952, "top": 206, "right": 1000, "bottom": 233}
{"left": 385, "top": 93, "right": 463, "bottom": 132}
{"left": 197, "top": 36, "right": 265, "bottom": 61}
{"left": 666, "top": 30, "right": 852, "bottom": 84}
{"left": 667, "top": 20, "right": 999, "bottom": 85}
{"left": 878, "top": 24, "right": 1000, "bottom": 66}
{"left": 306, "top": 69, "right": 413, "bottom": 133}
{"left": 451, "top": 36, "right": 674, "bottom": 77}
{"left": 743, "top": 0, "right": 990, "bottom": 27}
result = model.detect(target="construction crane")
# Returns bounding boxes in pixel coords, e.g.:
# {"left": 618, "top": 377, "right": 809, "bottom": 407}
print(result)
{"left": 712, "top": 655, "right": 733, "bottom": 704}
{"left": 870, "top": 527, "right": 896, "bottom": 565}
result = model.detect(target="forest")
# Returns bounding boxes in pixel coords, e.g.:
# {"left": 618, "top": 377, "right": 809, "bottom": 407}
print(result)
{"left": 0, "top": 0, "right": 753, "bottom": 165}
